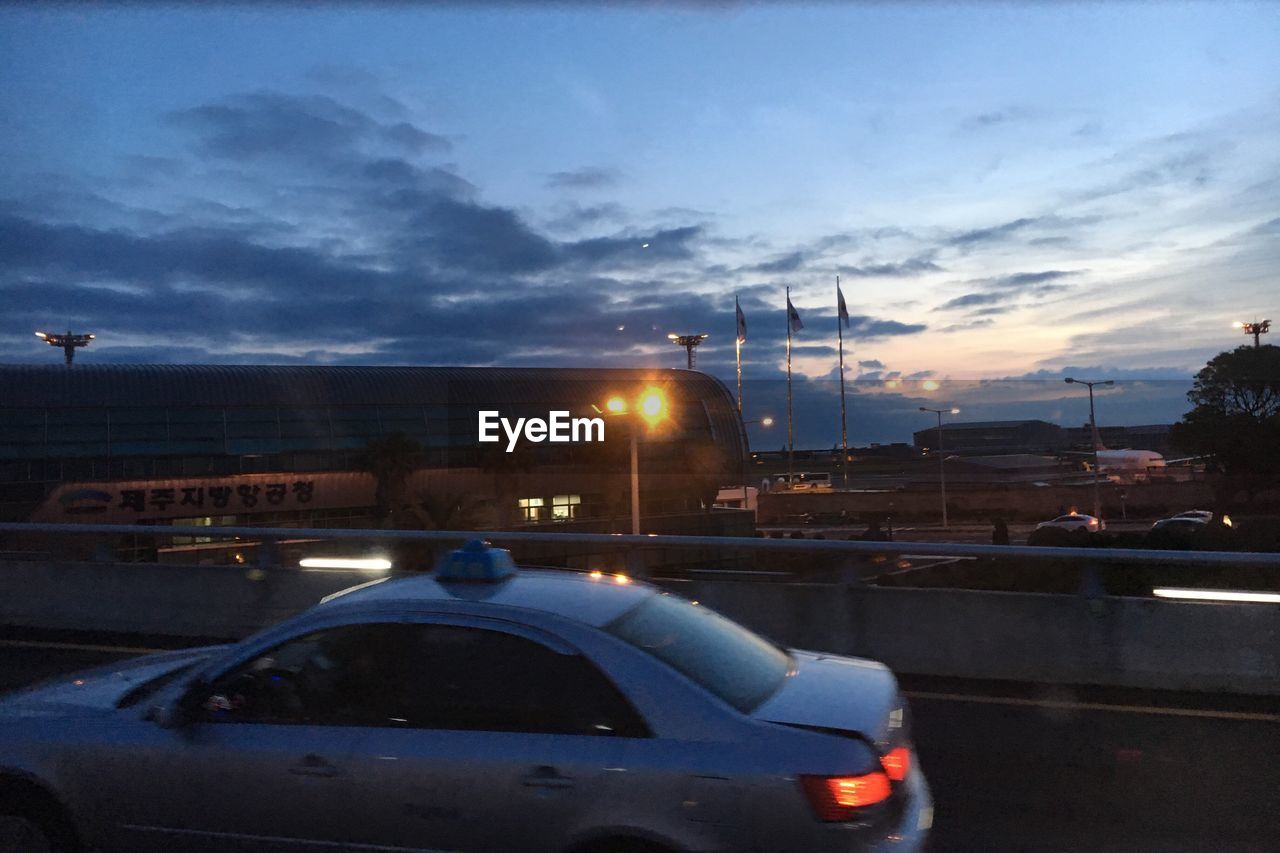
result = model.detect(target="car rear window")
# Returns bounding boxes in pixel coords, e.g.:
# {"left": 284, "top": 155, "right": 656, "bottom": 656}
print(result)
{"left": 605, "top": 593, "right": 791, "bottom": 713}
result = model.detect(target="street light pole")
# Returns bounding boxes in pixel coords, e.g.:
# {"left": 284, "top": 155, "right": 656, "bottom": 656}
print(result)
{"left": 630, "top": 427, "right": 640, "bottom": 535}
{"left": 1065, "top": 377, "right": 1114, "bottom": 521}
{"left": 740, "top": 417, "right": 774, "bottom": 513}
{"left": 919, "top": 407, "right": 959, "bottom": 528}
{"left": 598, "top": 390, "right": 669, "bottom": 536}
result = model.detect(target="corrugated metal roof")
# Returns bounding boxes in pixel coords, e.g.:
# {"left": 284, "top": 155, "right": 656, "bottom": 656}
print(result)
{"left": 0, "top": 363, "right": 747, "bottom": 459}
{"left": 0, "top": 364, "right": 723, "bottom": 409}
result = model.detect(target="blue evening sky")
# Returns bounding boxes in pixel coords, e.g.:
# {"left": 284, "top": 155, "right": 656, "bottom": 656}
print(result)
{"left": 2, "top": 3, "right": 1277, "bottom": 443}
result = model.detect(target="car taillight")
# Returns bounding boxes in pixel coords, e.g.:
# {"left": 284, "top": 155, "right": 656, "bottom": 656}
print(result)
{"left": 881, "top": 746, "right": 910, "bottom": 782}
{"left": 799, "top": 772, "right": 892, "bottom": 821}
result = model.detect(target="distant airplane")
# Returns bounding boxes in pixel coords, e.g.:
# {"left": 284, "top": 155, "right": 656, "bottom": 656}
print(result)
{"left": 1062, "top": 426, "right": 1200, "bottom": 476}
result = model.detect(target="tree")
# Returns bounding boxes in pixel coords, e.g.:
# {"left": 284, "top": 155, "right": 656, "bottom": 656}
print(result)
{"left": 683, "top": 441, "right": 731, "bottom": 513}
{"left": 360, "top": 432, "right": 424, "bottom": 527}
{"left": 1169, "top": 345, "right": 1280, "bottom": 510}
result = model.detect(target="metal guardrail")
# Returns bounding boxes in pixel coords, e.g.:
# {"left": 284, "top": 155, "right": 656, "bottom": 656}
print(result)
{"left": 2, "top": 521, "right": 1279, "bottom": 568}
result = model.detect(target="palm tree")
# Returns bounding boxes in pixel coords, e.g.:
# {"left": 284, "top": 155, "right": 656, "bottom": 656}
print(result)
{"left": 360, "top": 432, "right": 424, "bottom": 527}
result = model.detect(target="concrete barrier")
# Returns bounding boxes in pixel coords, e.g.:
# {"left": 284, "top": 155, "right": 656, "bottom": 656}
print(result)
{"left": 654, "top": 579, "right": 1279, "bottom": 695}
{"left": 0, "top": 560, "right": 373, "bottom": 640}
{"left": 1, "top": 559, "right": 1275, "bottom": 695}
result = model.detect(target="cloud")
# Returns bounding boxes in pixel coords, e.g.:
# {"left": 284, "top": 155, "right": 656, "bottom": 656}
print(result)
{"left": 939, "top": 319, "right": 996, "bottom": 333}
{"left": 959, "top": 106, "right": 1032, "bottom": 132}
{"left": 934, "top": 292, "right": 1005, "bottom": 311}
{"left": 845, "top": 316, "right": 927, "bottom": 338}
{"left": 545, "top": 167, "right": 621, "bottom": 190}
{"left": 837, "top": 255, "right": 942, "bottom": 278}
{"left": 947, "top": 217, "right": 1040, "bottom": 247}
{"left": 858, "top": 359, "right": 885, "bottom": 369}
{"left": 751, "top": 251, "right": 805, "bottom": 273}
{"left": 167, "top": 92, "right": 449, "bottom": 163}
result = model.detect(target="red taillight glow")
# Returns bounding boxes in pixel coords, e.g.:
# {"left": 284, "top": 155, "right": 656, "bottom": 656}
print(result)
{"left": 881, "top": 746, "right": 911, "bottom": 782}
{"left": 799, "top": 773, "right": 892, "bottom": 821}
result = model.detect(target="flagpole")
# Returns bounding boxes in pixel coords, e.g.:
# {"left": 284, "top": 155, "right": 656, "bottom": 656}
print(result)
{"left": 735, "top": 297, "right": 743, "bottom": 416}
{"left": 736, "top": 294, "right": 748, "bottom": 510}
{"left": 786, "top": 285, "right": 794, "bottom": 486}
{"left": 837, "top": 276, "right": 849, "bottom": 489}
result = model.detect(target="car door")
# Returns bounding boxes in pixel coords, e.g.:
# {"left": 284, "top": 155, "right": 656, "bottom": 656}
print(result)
{"left": 336, "top": 619, "right": 649, "bottom": 853}
{"left": 90, "top": 623, "right": 404, "bottom": 852}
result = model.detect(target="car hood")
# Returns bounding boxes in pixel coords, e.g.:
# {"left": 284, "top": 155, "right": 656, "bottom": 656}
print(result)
{"left": 750, "top": 650, "right": 900, "bottom": 747}
{"left": 0, "top": 645, "right": 224, "bottom": 717}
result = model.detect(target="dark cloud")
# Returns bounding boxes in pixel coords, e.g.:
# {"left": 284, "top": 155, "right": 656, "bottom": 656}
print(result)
{"left": 544, "top": 203, "right": 629, "bottom": 232}
{"left": 846, "top": 316, "right": 927, "bottom": 338}
{"left": 407, "top": 197, "right": 562, "bottom": 274}
{"left": 948, "top": 217, "right": 1039, "bottom": 247}
{"left": 939, "top": 318, "right": 996, "bottom": 333}
{"left": 751, "top": 251, "right": 805, "bottom": 274}
{"left": 564, "top": 225, "right": 703, "bottom": 267}
{"left": 959, "top": 107, "right": 1032, "bottom": 132}
{"left": 992, "top": 270, "right": 1078, "bottom": 289}
{"left": 546, "top": 167, "right": 621, "bottom": 190}
{"left": 934, "top": 292, "right": 1005, "bottom": 311}
{"left": 858, "top": 359, "right": 885, "bottom": 370}
{"left": 837, "top": 255, "right": 942, "bottom": 278}
{"left": 167, "top": 93, "right": 449, "bottom": 163}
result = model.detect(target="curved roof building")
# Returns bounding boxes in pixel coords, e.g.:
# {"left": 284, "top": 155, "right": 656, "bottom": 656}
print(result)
{"left": 0, "top": 365, "right": 747, "bottom": 538}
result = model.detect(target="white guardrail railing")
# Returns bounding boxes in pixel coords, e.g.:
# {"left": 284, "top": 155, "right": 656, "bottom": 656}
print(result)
{"left": 2, "top": 521, "right": 1280, "bottom": 569}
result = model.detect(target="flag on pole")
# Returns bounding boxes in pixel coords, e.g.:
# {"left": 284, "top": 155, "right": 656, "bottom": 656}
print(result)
{"left": 736, "top": 296, "right": 747, "bottom": 343}
{"left": 837, "top": 282, "right": 850, "bottom": 329}
{"left": 787, "top": 295, "right": 804, "bottom": 333}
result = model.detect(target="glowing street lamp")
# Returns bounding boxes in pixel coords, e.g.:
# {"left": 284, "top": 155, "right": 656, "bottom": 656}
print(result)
{"left": 668, "top": 332, "right": 709, "bottom": 369}
{"left": 598, "top": 388, "right": 670, "bottom": 534}
{"left": 35, "top": 330, "right": 95, "bottom": 365}
{"left": 1065, "top": 377, "right": 1114, "bottom": 521}
{"left": 919, "top": 406, "right": 960, "bottom": 528}
{"left": 1233, "top": 320, "right": 1270, "bottom": 348}
{"left": 740, "top": 415, "right": 775, "bottom": 509}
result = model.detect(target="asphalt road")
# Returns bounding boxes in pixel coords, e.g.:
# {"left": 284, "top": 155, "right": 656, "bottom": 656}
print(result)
{"left": 2, "top": 636, "right": 1277, "bottom": 852}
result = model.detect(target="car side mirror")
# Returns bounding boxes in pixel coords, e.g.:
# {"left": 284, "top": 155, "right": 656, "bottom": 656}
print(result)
{"left": 146, "top": 677, "right": 211, "bottom": 729}
{"left": 144, "top": 702, "right": 186, "bottom": 729}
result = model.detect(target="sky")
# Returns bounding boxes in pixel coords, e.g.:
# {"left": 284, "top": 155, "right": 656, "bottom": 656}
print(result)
{"left": 1, "top": 2, "right": 1277, "bottom": 445}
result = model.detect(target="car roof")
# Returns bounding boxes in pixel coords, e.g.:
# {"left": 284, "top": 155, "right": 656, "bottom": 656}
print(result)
{"left": 315, "top": 567, "right": 656, "bottom": 628}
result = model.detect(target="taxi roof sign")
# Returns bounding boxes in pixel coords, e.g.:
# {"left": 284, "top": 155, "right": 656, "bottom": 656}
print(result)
{"left": 435, "top": 539, "right": 517, "bottom": 582}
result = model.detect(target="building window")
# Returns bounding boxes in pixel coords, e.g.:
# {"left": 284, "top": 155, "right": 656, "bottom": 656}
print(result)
{"left": 551, "top": 494, "right": 581, "bottom": 521}
{"left": 517, "top": 497, "right": 544, "bottom": 522}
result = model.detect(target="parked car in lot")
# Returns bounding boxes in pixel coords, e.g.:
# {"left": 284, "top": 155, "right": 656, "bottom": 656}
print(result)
{"left": 1161, "top": 510, "right": 1232, "bottom": 527}
{"left": 0, "top": 541, "right": 931, "bottom": 853}
{"left": 1035, "top": 513, "right": 1105, "bottom": 533}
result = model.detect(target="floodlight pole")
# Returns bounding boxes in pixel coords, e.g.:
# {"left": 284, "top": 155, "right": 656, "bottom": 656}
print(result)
{"left": 1065, "top": 377, "right": 1114, "bottom": 521}
{"left": 668, "top": 333, "right": 709, "bottom": 369}
{"left": 919, "top": 407, "right": 957, "bottom": 528}
{"left": 35, "top": 330, "right": 95, "bottom": 365}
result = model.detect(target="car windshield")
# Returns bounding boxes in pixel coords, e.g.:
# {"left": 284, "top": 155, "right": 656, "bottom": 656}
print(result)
{"left": 605, "top": 593, "right": 791, "bottom": 713}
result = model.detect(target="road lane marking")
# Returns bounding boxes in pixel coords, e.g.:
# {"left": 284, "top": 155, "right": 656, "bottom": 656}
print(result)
{"left": 0, "top": 639, "right": 170, "bottom": 655}
{"left": 903, "top": 690, "right": 1280, "bottom": 723}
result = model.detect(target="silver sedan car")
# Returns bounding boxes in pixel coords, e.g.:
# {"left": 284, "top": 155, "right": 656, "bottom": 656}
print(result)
{"left": 0, "top": 542, "right": 931, "bottom": 852}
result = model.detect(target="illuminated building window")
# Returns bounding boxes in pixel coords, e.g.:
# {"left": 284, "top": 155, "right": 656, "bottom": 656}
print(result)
{"left": 517, "top": 497, "right": 544, "bottom": 522}
{"left": 551, "top": 494, "right": 581, "bottom": 520}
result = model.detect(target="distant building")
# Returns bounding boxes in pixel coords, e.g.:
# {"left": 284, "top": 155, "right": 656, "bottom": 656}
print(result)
{"left": 913, "top": 419, "right": 1066, "bottom": 455}
{"left": 0, "top": 364, "right": 748, "bottom": 561}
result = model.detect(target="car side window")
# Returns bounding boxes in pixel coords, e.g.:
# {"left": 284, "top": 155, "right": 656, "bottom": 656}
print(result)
{"left": 199, "top": 622, "right": 648, "bottom": 736}
{"left": 395, "top": 625, "right": 650, "bottom": 737}
{"left": 200, "top": 623, "right": 411, "bottom": 726}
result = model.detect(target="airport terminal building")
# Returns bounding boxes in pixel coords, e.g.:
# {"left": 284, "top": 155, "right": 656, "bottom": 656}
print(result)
{"left": 0, "top": 365, "right": 748, "bottom": 561}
